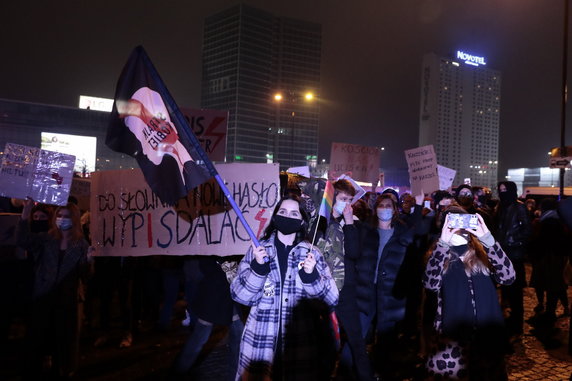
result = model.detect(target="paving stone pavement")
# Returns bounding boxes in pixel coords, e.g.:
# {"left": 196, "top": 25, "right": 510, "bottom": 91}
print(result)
{"left": 505, "top": 284, "right": 572, "bottom": 381}
{"left": 1, "top": 265, "right": 570, "bottom": 380}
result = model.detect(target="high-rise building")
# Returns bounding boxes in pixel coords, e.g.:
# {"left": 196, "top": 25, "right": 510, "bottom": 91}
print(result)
{"left": 419, "top": 51, "right": 501, "bottom": 189}
{"left": 201, "top": 4, "right": 321, "bottom": 169}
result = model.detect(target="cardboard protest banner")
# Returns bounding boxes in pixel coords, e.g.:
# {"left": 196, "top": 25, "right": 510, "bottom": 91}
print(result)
{"left": 329, "top": 142, "right": 380, "bottom": 183}
{"left": 90, "top": 163, "right": 279, "bottom": 257}
{"left": 180, "top": 107, "right": 228, "bottom": 162}
{"left": 70, "top": 177, "right": 91, "bottom": 211}
{"left": 0, "top": 143, "right": 76, "bottom": 206}
{"left": 337, "top": 174, "right": 366, "bottom": 204}
{"left": 437, "top": 165, "right": 456, "bottom": 191}
{"left": 404, "top": 145, "right": 439, "bottom": 196}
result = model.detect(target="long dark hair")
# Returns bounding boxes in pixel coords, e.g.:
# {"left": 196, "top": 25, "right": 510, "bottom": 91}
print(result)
{"left": 261, "top": 194, "right": 310, "bottom": 244}
{"left": 370, "top": 194, "right": 402, "bottom": 228}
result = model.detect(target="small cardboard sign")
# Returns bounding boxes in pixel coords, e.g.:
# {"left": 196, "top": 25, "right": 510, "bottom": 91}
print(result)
{"left": 437, "top": 165, "right": 456, "bottom": 191}
{"left": 404, "top": 145, "right": 439, "bottom": 196}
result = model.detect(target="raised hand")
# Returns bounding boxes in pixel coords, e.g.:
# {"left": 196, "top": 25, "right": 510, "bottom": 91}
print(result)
{"left": 415, "top": 189, "right": 425, "bottom": 206}
{"left": 440, "top": 214, "right": 461, "bottom": 244}
{"left": 342, "top": 203, "right": 354, "bottom": 224}
{"left": 470, "top": 213, "right": 489, "bottom": 238}
{"left": 302, "top": 252, "right": 317, "bottom": 274}
{"left": 252, "top": 244, "right": 269, "bottom": 265}
{"left": 22, "top": 197, "right": 35, "bottom": 220}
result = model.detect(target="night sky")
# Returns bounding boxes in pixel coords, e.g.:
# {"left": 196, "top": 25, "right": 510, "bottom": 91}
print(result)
{"left": 1, "top": 0, "right": 569, "bottom": 178}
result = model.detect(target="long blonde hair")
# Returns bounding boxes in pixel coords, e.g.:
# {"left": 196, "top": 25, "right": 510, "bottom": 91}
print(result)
{"left": 49, "top": 202, "right": 84, "bottom": 242}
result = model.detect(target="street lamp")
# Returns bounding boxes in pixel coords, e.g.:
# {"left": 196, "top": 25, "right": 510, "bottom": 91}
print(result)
{"left": 272, "top": 90, "right": 316, "bottom": 168}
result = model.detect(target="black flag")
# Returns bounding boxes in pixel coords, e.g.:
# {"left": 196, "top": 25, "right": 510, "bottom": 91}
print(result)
{"left": 106, "top": 46, "right": 213, "bottom": 205}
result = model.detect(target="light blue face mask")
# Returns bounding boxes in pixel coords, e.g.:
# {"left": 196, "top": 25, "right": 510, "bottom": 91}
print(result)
{"left": 55, "top": 217, "right": 73, "bottom": 231}
{"left": 377, "top": 208, "right": 393, "bottom": 221}
{"left": 334, "top": 201, "right": 347, "bottom": 215}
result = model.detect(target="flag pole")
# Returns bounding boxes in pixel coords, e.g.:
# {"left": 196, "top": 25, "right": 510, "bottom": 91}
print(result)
{"left": 308, "top": 214, "right": 321, "bottom": 253}
{"left": 139, "top": 47, "right": 260, "bottom": 247}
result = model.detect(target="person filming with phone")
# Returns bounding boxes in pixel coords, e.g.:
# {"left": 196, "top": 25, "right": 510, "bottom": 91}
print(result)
{"left": 423, "top": 206, "right": 515, "bottom": 380}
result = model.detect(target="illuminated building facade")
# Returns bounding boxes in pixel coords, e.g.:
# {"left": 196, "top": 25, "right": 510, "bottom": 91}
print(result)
{"left": 419, "top": 51, "right": 501, "bottom": 189}
{"left": 0, "top": 98, "right": 135, "bottom": 173}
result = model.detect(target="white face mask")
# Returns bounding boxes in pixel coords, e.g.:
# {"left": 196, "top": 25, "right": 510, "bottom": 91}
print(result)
{"left": 450, "top": 234, "right": 468, "bottom": 246}
{"left": 334, "top": 201, "right": 347, "bottom": 215}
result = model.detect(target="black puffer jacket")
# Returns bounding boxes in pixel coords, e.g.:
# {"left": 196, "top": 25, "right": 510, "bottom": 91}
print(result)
{"left": 355, "top": 220, "right": 415, "bottom": 331}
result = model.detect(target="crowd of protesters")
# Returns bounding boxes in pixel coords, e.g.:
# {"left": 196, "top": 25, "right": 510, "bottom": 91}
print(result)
{"left": 1, "top": 178, "right": 572, "bottom": 381}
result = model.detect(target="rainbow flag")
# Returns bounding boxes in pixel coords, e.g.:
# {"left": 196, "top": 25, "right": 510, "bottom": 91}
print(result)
{"left": 318, "top": 180, "right": 334, "bottom": 222}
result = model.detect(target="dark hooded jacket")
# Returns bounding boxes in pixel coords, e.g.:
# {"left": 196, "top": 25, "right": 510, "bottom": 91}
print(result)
{"left": 494, "top": 181, "right": 531, "bottom": 253}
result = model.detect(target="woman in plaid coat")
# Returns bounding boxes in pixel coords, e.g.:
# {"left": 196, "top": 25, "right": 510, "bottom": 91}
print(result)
{"left": 231, "top": 195, "right": 339, "bottom": 380}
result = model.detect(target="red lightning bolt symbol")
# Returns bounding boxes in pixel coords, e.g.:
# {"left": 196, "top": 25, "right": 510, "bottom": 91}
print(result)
{"left": 254, "top": 209, "right": 268, "bottom": 239}
{"left": 205, "top": 116, "right": 226, "bottom": 151}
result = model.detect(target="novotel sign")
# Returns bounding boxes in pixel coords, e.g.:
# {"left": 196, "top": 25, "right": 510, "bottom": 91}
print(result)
{"left": 456, "top": 51, "right": 486, "bottom": 67}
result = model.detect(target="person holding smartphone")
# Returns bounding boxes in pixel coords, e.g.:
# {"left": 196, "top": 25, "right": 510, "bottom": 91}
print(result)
{"left": 230, "top": 194, "right": 338, "bottom": 380}
{"left": 423, "top": 207, "right": 515, "bottom": 380}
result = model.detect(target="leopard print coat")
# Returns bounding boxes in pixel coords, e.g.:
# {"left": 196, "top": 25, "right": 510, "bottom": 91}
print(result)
{"left": 423, "top": 234, "right": 515, "bottom": 380}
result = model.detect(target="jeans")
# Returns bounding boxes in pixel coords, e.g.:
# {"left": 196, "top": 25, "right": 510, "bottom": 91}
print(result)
{"left": 337, "top": 305, "right": 374, "bottom": 381}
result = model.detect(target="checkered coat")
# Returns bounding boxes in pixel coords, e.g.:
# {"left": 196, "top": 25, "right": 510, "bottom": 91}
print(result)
{"left": 231, "top": 235, "right": 339, "bottom": 381}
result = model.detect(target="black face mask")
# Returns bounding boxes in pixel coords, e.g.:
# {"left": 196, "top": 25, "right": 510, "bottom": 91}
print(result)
{"left": 457, "top": 196, "right": 473, "bottom": 208}
{"left": 450, "top": 244, "right": 468, "bottom": 256}
{"left": 30, "top": 220, "right": 50, "bottom": 233}
{"left": 477, "top": 195, "right": 487, "bottom": 206}
{"left": 273, "top": 215, "right": 303, "bottom": 235}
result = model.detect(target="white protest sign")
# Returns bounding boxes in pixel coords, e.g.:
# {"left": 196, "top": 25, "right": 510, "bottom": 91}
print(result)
{"left": 404, "top": 145, "right": 439, "bottom": 196}
{"left": 90, "top": 163, "right": 280, "bottom": 257}
{"left": 437, "top": 165, "right": 456, "bottom": 191}
{"left": 329, "top": 142, "right": 380, "bottom": 183}
{"left": 287, "top": 166, "right": 311, "bottom": 178}
{"left": 337, "top": 174, "right": 366, "bottom": 204}
{"left": 0, "top": 143, "right": 76, "bottom": 206}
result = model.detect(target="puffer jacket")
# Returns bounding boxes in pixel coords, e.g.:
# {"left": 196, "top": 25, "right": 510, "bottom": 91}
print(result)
{"left": 355, "top": 220, "right": 415, "bottom": 332}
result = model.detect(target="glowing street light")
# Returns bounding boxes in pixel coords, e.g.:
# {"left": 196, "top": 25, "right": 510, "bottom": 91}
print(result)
{"left": 274, "top": 93, "right": 283, "bottom": 101}
{"left": 305, "top": 92, "right": 314, "bottom": 101}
